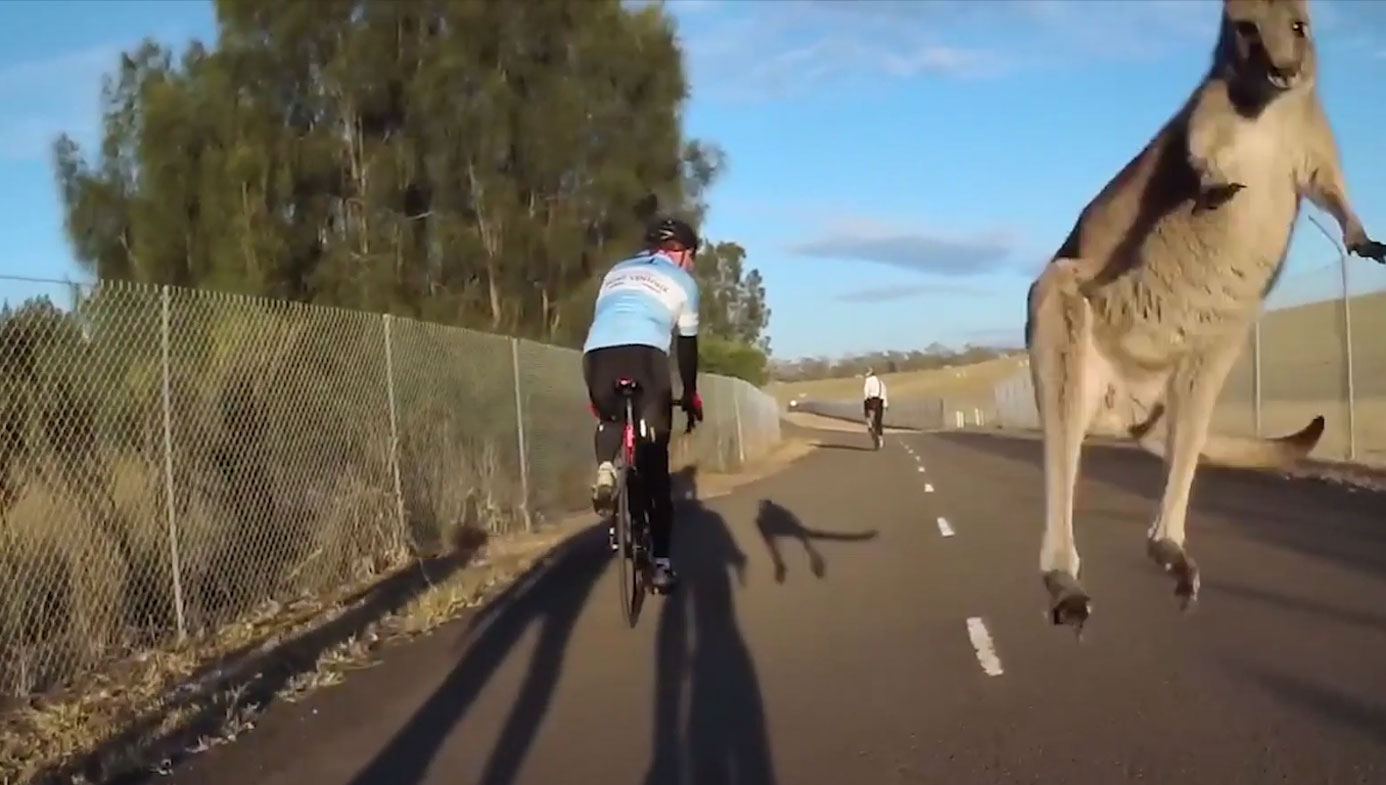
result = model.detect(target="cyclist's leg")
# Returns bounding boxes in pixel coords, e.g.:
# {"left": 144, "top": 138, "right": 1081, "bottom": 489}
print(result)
{"left": 632, "top": 348, "right": 676, "bottom": 586}
{"left": 642, "top": 427, "right": 673, "bottom": 554}
{"left": 582, "top": 347, "right": 626, "bottom": 515}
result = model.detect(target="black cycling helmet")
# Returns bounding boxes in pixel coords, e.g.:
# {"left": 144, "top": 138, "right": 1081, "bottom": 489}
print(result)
{"left": 644, "top": 216, "right": 699, "bottom": 252}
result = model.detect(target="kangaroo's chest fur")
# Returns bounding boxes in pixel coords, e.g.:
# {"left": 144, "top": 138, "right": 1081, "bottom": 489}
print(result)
{"left": 1067, "top": 89, "right": 1309, "bottom": 371}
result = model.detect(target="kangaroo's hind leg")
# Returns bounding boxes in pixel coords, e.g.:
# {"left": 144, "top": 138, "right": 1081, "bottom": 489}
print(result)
{"left": 1145, "top": 333, "right": 1242, "bottom": 612}
{"left": 1026, "top": 259, "right": 1109, "bottom": 636}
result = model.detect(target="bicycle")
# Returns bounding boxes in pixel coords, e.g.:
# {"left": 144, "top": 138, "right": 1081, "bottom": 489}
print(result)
{"left": 609, "top": 377, "right": 697, "bottom": 628}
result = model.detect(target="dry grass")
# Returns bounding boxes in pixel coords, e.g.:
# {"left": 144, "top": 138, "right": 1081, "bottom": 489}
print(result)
{"left": 1, "top": 586, "right": 365, "bottom": 784}
{"left": 0, "top": 520, "right": 546, "bottom": 785}
{"left": 0, "top": 432, "right": 810, "bottom": 785}
{"left": 769, "top": 354, "right": 1027, "bottom": 408}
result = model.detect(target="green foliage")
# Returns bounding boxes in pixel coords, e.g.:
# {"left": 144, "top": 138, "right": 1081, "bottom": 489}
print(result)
{"left": 51, "top": 0, "right": 759, "bottom": 348}
{"left": 664, "top": 239, "right": 770, "bottom": 384}
{"left": 698, "top": 335, "right": 768, "bottom": 386}
{"left": 691, "top": 240, "right": 770, "bottom": 352}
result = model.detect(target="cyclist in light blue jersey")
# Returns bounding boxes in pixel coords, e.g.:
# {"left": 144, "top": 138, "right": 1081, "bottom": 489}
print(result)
{"left": 581, "top": 216, "right": 704, "bottom": 593}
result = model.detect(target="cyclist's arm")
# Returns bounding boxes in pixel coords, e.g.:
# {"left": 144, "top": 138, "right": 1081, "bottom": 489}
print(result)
{"left": 675, "top": 285, "right": 700, "bottom": 399}
{"left": 677, "top": 334, "right": 698, "bottom": 398}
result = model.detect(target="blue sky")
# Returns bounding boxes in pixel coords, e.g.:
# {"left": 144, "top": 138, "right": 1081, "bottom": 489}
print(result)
{"left": 3, "top": 0, "right": 1386, "bottom": 360}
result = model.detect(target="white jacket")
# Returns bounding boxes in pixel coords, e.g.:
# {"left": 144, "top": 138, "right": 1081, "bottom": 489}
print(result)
{"left": 863, "top": 374, "right": 888, "bottom": 406}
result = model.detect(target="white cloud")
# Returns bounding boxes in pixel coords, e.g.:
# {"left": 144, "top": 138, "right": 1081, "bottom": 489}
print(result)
{"left": 674, "top": 0, "right": 1236, "bottom": 102}
{"left": 834, "top": 282, "right": 990, "bottom": 303}
{"left": 789, "top": 216, "right": 1023, "bottom": 277}
{"left": 676, "top": 1, "right": 1008, "bottom": 101}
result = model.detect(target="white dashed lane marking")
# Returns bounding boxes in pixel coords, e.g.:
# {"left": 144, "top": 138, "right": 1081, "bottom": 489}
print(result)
{"left": 924, "top": 483, "right": 934, "bottom": 493}
{"left": 936, "top": 517, "right": 955, "bottom": 537}
{"left": 966, "top": 617, "right": 1004, "bottom": 677}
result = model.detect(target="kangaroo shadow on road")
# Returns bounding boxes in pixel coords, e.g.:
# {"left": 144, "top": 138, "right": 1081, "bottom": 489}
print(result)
{"left": 755, "top": 499, "right": 878, "bottom": 583}
{"left": 643, "top": 465, "right": 779, "bottom": 785}
{"left": 344, "top": 522, "right": 610, "bottom": 785}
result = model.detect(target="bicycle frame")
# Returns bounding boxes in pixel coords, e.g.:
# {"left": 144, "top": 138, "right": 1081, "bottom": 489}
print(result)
{"left": 623, "top": 397, "right": 638, "bottom": 466}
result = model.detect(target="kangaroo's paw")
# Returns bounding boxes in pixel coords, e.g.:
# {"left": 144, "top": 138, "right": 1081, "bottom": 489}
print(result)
{"left": 1194, "top": 181, "right": 1245, "bottom": 213}
{"left": 1147, "top": 537, "right": 1201, "bottom": 612}
{"left": 1043, "top": 569, "right": 1092, "bottom": 640}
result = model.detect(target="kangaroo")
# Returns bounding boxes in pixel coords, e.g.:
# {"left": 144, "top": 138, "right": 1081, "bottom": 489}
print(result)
{"left": 1025, "top": 0, "right": 1386, "bottom": 637}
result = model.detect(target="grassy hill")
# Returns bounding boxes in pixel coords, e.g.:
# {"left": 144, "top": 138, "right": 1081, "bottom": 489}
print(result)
{"left": 768, "top": 287, "right": 1386, "bottom": 465}
{"left": 769, "top": 354, "right": 1028, "bottom": 410}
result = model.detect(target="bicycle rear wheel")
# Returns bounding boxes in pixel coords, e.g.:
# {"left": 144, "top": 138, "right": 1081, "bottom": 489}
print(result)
{"left": 613, "top": 403, "right": 647, "bottom": 628}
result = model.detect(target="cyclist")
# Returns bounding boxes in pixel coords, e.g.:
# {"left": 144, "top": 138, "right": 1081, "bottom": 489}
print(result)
{"left": 863, "top": 367, "right": 888, "bottom": 440}
{"left": 581, "top": 215, "right": 705, "bottom": 592}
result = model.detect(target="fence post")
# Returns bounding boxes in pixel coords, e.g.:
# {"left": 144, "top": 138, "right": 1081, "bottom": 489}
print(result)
{"left": 733, "top": 384, "right": 746, "bottom": 466}
{"left": 510, "top": 337, "right": 531, "bottom": 528}
{"left": 1310, "top": 213, "right": 1355, "bottom": 462}
{"left": 160, "top": 285, "right": 188, "bottom": 642}
{"left": 382, "top": 315, "right": 407, "bottom": 534}
{"left": 1341, "top": 248, "right": 1357, "bottom": 461}
{"left": 1252, "top": 318, "right": 1262, "bottom": 437}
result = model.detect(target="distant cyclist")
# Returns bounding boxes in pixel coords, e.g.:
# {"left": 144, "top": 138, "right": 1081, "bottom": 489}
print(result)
{"left": 862, "top": 367, "right": 888, "bottom": 438}
{"left": 580, "top": 215, "right": 705, "bottom": 592}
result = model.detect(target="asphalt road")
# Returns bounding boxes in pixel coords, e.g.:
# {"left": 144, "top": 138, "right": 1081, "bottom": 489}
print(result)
{"left": 155, "top": 424, "right": 1386, "bottom": 785}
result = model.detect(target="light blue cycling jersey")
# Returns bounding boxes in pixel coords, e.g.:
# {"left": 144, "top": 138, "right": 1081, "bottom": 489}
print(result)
{"left": 582, "top": 251, "right": 700, "bottom": 355}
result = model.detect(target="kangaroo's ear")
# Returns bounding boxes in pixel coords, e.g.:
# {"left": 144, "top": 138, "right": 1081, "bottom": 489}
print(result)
{"left": 632, "top": 193, "right": 659, "bottom": 223}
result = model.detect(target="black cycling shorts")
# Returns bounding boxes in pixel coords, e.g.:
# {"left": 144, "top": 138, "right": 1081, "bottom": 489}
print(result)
{"left": 582, "top": 344, "right": 674, "bottom": 439}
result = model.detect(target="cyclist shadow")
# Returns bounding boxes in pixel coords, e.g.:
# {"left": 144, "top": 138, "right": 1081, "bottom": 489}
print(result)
{"left": 755, "top": 498, "right": 879, "bottom": 583}
{"left": 344, "top": 522, "right": 610, "bottom": 785}
{"left": 643, "top": 465, "right": 779, "bottom": 785}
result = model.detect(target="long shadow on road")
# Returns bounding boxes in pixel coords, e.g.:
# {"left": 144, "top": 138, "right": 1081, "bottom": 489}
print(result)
{"left": 755, "top": 498, "right": 878, "bottom": 583}
{"left": 345, "top": 523, "right": 609, "bottom": 785}
{"left": 1222, "top": 656, "right": 1386, "bottom": 749}
{"left": 644, "top": 466, "right": 779, "bottom": 785}
{"left": 812, "top": 442, "right": 875, "bottom": 453}
{"left": 931, "top": 432, "right": 1386, "bottom": 584}
{"left": 346, "top": 465, "right": 785, "bottom": 785}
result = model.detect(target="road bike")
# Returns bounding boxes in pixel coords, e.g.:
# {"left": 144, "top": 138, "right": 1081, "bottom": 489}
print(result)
{"left": 609, "top": 377, "right": 697, "bottom": 628}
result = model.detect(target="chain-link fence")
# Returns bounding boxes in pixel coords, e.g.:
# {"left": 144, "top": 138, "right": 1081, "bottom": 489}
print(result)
{"left": 0, "top": 276, "right": 781, "bottom": 699}
{"left": 990, "top": 253, "right": 1386, "bottom": 467}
